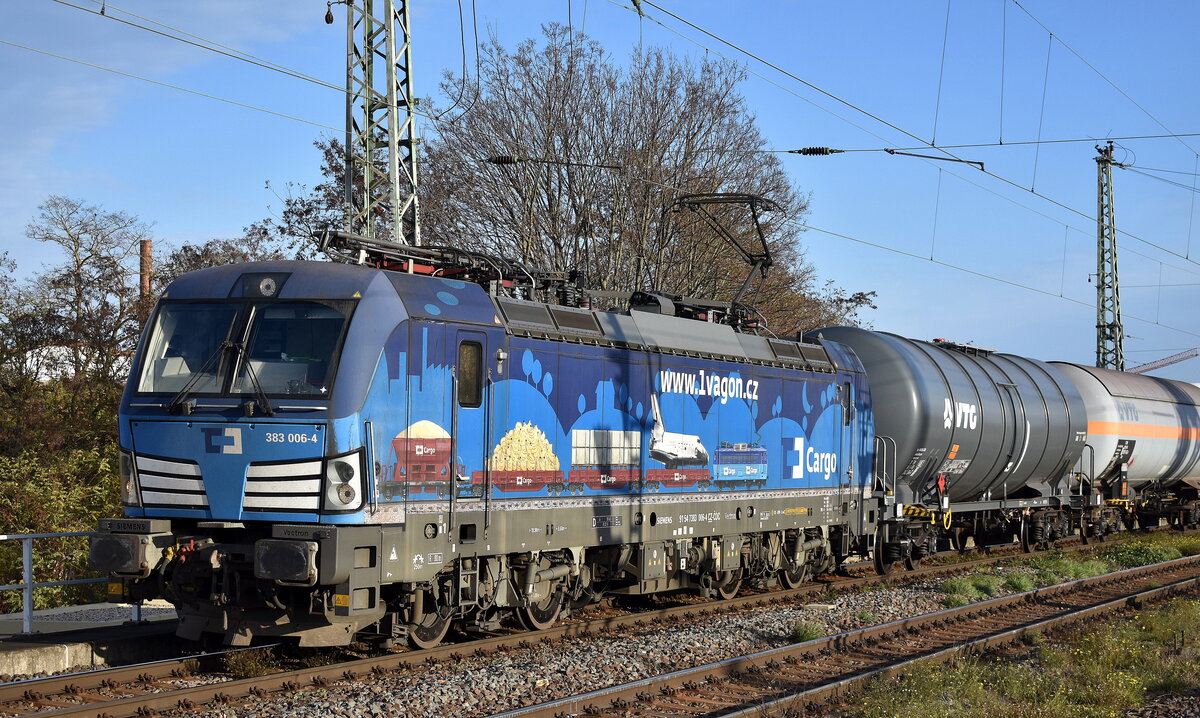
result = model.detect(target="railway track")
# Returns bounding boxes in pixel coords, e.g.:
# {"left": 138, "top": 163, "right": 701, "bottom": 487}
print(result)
{"left": 0, "top": 529, "right": 1173, "bottom": 718}
{"left": 502, "top": 555, "right": 1200, "bottom": 718}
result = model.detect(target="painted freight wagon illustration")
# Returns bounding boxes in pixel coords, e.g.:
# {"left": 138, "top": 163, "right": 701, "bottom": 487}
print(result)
{"left": 381, "top": 420, "right": 452, "bottom": 499}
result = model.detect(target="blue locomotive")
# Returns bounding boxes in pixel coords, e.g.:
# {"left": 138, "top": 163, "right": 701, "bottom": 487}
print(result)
{"left": 89, "top": 239, "right": 1200, "bottom": 648}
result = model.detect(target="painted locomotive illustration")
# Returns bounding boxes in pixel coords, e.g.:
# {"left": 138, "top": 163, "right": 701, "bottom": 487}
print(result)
{"left": 88, "top": 246, "right": 1200, "bottom": 649}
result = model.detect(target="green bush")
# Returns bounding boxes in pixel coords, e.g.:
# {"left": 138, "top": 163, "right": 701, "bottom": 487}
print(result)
{"left": 942, "top": 594, "right": 971, "bottom": 608}
{"left": 0, "top": 446, "right": 121, "bottom": 611}
{"left": 222, "top": 647, "right": 281, "bottom": 678}
{"left": 969, "top": 575, "right": 1002, "bottom": 597}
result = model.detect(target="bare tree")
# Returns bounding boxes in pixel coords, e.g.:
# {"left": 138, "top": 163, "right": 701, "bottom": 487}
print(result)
{"left": 421, "top": 25, "right": 870, "bottom": 333}
{"left": 22, "top": 196, "right": 151, "bottom": 382}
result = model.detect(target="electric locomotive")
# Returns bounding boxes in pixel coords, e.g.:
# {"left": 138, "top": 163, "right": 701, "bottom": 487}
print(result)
{"left": 89, "top": 247, "right": 875, "bottom": 647}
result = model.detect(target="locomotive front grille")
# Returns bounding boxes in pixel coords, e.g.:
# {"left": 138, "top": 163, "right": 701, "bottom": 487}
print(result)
{"left": 243, "top": 460, "right": 323, "bottom": 512}
{"left": 135, "top": 455, "right": 209, "bottom": 508}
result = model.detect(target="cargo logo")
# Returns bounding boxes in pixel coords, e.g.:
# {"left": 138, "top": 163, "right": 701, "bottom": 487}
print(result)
{"left": 202, "top": 427, "right": 243, "bottom": 454}
{"left": 943, "top": 399, "right": 978, "bottom": 430}
{"left": 788, "top": 437, "right": 837, "bottom": 480}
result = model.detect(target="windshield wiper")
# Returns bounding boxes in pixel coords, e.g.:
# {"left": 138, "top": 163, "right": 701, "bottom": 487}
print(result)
{"left": 230, "top": 342, "right": 276, "bottom": 417}
{"left": 168, "top": 340, "right": 233, "bottom": 415}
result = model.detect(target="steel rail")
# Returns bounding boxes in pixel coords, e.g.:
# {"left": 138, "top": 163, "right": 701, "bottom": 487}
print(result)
{"left": 0, "top": 528, "right": 1173, "bottom": 717}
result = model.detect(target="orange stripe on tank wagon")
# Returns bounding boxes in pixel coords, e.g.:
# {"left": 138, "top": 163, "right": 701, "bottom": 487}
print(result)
{"left": 1087, "top": 421, "right": 1200, "bottom": 440}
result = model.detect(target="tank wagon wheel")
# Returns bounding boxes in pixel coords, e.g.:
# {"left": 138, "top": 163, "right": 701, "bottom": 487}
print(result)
{"left": 1019, "top": 516, "right": 1037, "bottom": 553}
{"left": 517, "top": 587, "right": 565, "bottom": 631}
{"left": 407, "top": 589, "right": 453, "bottom": 650}
{"left": 904, "top": 530, "right": 934, "bottom": 571}
{"left": 714, "top": 568, "right": 744, "bottom": 600}
{"left": 872, "top": 528, "right": 900, "bottom": 576}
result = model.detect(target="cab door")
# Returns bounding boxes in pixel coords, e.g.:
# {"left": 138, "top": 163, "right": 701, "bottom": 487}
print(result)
{"left": 451, "top": 330, "right": 490, "bottom": 540}
{"left": 840, "top": 380, "right": 859, "bottom": 532}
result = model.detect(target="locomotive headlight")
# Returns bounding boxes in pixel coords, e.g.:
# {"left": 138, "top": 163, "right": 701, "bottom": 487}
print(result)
{"left": 118, "top": 450, "right": 139, "bottom": 506}
{"left": 323, "top": 449, "right": 365, "bottom": 511}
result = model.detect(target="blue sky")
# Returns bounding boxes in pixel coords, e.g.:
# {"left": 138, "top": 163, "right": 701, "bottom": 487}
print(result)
{"left": 3, "top": 1, "right": 1199, "bottom": 379}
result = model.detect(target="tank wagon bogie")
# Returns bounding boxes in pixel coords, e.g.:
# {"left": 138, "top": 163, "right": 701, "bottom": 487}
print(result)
{"left": 89, "top": 260, "right": 875, "bottom": 648}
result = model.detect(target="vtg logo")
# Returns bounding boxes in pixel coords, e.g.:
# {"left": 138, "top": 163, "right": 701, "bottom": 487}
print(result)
{"left": 202, "top": 427, "right": 243, "bottom": 454}
{"left": 943, "top": 398, "right": 979, "bottom": 431}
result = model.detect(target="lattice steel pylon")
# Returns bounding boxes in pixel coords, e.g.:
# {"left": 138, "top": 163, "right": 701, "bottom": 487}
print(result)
{"left": 1095, "top": 141, "right": 1124, "bottom": 371}
{"left": 342, "top": 0, "right": 420, "bottom": 246}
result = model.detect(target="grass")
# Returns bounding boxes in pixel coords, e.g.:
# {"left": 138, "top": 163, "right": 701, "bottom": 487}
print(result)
{"left": 853, "top": 610, "right": 878, "bottom": 624}
{"left": 222, "top": 647, "right": 281, "bottom": 678}
{"left": 936, "top": 531, "right": 1200, "bottom": 611}
{"left": 1003, "top": 573, "right": 1036, "bottom": 592}
{"left": 939, "top": 576, "right": 982, "bottom": 599}
{"left": 789, "top": 620, "right": 826, "bottom": 643}
{"left": 851, "top": 598, "right": 1200, "bottom": 718}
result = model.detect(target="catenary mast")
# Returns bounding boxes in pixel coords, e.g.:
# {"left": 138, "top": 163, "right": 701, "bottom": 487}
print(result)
{"left": 336, "top": 0, "right": 420, "bottom": 247}
{"left": 1095, "top": 141, "right": 1124, "bottom": 371}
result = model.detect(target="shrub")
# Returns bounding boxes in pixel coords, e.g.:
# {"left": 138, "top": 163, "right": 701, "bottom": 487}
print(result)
{"left": 1099, "top": 542, "right": 1182, "bottom": 569}
{"left": 0, "top": 446, "right": 122, "bottom": 611}
{"left": 969, "top": 575, "right": 1002, "bottom": 597}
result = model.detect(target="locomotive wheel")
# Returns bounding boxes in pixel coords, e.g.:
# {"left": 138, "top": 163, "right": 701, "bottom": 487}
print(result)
{"left": 778, "top": 561, "right": 810, "bottom": 589}
{"left": 517, "top": 587, "right": 564, "bottom": 631}
{"left": 407, "top": 594, "right": 452, "bottom": 649}
{"left": 873, "top": 529, "right": 899, "bottom": 576}
{"left": 714, "top": 569, "right": 743, "bottom": 600}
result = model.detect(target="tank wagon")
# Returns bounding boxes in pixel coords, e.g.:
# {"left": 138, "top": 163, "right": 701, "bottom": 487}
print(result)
{"left": 1053, "top": 363, "right": 1200, "bottom": 528}
{"left": 817, "top": 327, "right": 1200, "bottom": 572}
{"left": 89, "top": 256, "right": 872, "bottom": 648}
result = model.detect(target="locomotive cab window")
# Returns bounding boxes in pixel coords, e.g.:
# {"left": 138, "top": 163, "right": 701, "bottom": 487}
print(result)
{"left": 137, "top": 302, "right": 239, "bottom": 394}
{"left": 457, "top": 341, "right": 483, "bottom": 407}
{"left": 232, "top": 301, "right": 350, "bottom": 396}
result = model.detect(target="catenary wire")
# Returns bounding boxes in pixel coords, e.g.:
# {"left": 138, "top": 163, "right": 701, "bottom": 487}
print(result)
{"left": 0, "top": 38, "right": 341, "bottom": 131}
{"left": 25, "top": 2, "right": 1200, "bottom": 339}
{"left": 622, "top": 2, "right": 1200, "bottom": 272}
{"left": 1010, "top": 0, "right": 1200, "bottom": 157}
{"left": 619, "top": 2, "right": 1200, "bottom": 276}
{"left": 59, "top": 0, "right": 1200, "bottom": 276}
